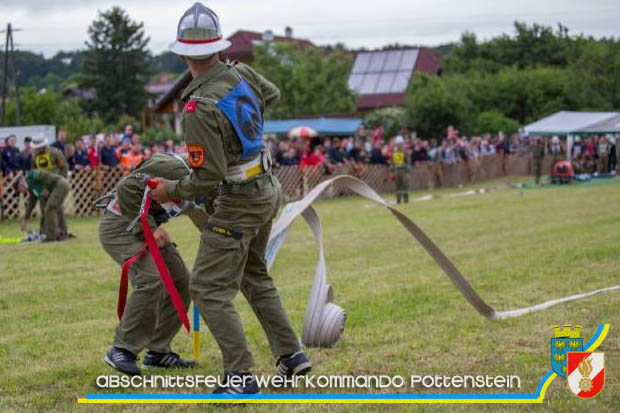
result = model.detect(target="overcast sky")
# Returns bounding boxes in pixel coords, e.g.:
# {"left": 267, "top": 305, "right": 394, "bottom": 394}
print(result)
{"left": 1, "top": 0, "right": 619, "bottom": 57}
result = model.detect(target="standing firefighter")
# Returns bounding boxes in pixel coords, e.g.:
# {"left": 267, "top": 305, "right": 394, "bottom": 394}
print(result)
{"left": 532, "top": 136, "right": 545, "bottom": 184}
{"left": 390, "top": 135, "right": 410, "bottom": 203}
{"left": 31, "top": 137, "right": 69, "bottom": 238}
{"left": 98, "top": 153, "right": 197, "bottom": 376}
{"left": 149, "top": 3, "right": 311, "bottom": 395}
{"left": 18, "top": 170, "right": 69, "bottom": 242}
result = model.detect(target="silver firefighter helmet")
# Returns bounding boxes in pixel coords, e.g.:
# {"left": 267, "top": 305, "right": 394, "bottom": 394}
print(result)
{"left": 169, "top": 2, "right": 231, "bottom": 58}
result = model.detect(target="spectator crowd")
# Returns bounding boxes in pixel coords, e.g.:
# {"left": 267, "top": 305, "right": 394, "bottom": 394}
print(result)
{"left": 0, "top": 124, "right": 188, "bottom": 178}
{"left": 2, "top": 123, "right": 618, "bottom": 181}
{"left": 267, "top": 124, "right": 618, "bottom": 176}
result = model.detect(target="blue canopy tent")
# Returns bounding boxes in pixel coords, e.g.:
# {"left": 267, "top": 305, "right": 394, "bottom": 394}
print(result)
{"left": 264, "top": 117, "right": 362, "bottom": 137}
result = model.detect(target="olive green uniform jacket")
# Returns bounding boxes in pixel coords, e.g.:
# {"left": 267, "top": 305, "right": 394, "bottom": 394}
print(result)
{"left": 163, "top": 61, "right": 300, "bottom": 372}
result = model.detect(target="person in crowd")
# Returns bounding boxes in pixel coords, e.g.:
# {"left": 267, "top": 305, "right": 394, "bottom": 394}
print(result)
{"left": 597, "top": 135, "right": 610, "bottom": 174}
{"left": 87, "top": 135, "right": 100, "bottom": 168}
{"left": 608, "top": 135, "right": 616, "bottom": 173}
{"left": 65, "top": 144, "right": 76, "bottom": 171}
{"left": 549, "top": 136, "right": 564, "bottom": 167}
{"left": 21, "top": 136, "right": 33, "bottom": 171}
{"left": 51, "top": 128, "right": 68, "bottom": 154}
{"left": 369, "top": 141, "right": 386, "bottom": 165}
{"left": 348, "top": 140, "right": 368, "bottom": 165}
{"left": 1, "top": 135, "right": 22, "bottom": 177}
{"left": 372, "top": 125, "right": 384, "bottom": 144}
{"left": 411, "top": 140, "right": 429, "bottom": 166}
{"left": 72, "top": 138, "right": 90, "bottom": 169}
{"left": 121, "top": 124, "right": 134, "bottom": 143}
{"left": 279, "top": 147, "right": 300, "bottom": 166}
{"left": 117, "top": 138, "right": 134, "bottom": 174}
{"left": 300, "top": 145, "right": 325, "bottom": 167}
{"left": 100, "top": 134, "right": 120, "bottom": 168}
{"left": 327, "top": 137, "right": 348, "bottom": 165}
{"left": 130, "top": 143, "right": 145, "bottom": 169}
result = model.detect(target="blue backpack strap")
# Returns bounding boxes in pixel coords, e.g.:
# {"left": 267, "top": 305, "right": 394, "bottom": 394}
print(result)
{"left": 215, "top": 72, "right": 264, "bottom": 160}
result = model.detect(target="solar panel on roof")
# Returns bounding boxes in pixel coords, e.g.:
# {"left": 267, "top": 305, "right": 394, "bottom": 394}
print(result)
{"left": 348, "top": 74, "right": 364, "bottom": 92}
{"left": 391, "top": 71, "right": 412, "bottom": 93}
{"left": 348, "top": 48, "right": 419, "bottom": 95}
{"left": 351, "top": 52, "right": 371, "bottom": 74}
{"left": 359, "top": 73, "right": 380, "bottom": 94}
{"left": 375, "top": 72, "right": 397, "bottom": 94}
{"left": 383, "top": 50, "right": 403, "bottom": 71}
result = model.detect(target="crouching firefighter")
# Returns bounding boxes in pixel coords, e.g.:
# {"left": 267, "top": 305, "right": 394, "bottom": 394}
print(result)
{"left": 97, "top": 153, "right": 205, "bottom": 376}
{"left": 18, "top": 169, "right": 69, "bottom": 242}
{"left": 148, "top": 2, "right": 311, "bottom": 395}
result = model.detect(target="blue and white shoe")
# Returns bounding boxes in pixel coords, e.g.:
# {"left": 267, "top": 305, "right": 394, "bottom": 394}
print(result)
{"left": 276, "top": 351, "right": 312, "bottom": 377}
{"left": 104, "top": 347, "right": 141, "bottom": 376}
{"left": 142, "top": 350, "right": 195, "bottom": 369}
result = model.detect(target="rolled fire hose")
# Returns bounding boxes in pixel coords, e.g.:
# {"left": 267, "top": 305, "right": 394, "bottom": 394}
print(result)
{"left": 265, "top": 175, "right": 620, "bottom": 348}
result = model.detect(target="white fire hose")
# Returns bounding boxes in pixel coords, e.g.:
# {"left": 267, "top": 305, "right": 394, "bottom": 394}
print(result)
{"left": 265, "top": 175, "right": 620, "bottom": 348}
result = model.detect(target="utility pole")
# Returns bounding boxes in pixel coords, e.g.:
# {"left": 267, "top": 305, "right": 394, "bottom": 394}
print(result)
{"left": 0, "top": 23, "right": 21, "bottom": 126}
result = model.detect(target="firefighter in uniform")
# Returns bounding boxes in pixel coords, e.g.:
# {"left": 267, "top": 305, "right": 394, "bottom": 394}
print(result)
{"left": 390, "top": 135, "right": 410, "bottom": 203}
{"left": 149, "top": 3, "right": 311, "bottom": 395}
{"left": 30, "top": 137, "right": 69, "bottom": 238}
{"left": 18, "top": 169, "right": 69, "bottom": 242}
{"left": 99, "top": 153, "right": 196, "bottom": 376}
{"left": 532, "top": 136, "right": 545, "bottom": 184}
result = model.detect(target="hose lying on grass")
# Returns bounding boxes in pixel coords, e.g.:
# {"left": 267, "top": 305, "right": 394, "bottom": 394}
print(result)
{"left": 265, "top": 175, "right": 620, "bottom": 348}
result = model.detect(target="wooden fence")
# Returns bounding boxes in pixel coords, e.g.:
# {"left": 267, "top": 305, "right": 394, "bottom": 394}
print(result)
{"left": 0, "top": 154, "right": 552, "bottom": 220}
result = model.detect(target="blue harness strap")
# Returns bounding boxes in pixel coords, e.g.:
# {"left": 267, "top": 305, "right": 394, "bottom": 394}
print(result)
{"left": 216, "top": 78, "right": 264, "bottom": 160}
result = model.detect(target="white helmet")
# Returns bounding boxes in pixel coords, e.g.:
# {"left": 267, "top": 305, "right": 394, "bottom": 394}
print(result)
{"left": 394, "top": 135, "right": 404, "bottom": 145}
{"left": 169, "top": 2, "right": 231, "bottom": 58}
{"left": 551, "top": 136, "right": 560, "bottom": 144}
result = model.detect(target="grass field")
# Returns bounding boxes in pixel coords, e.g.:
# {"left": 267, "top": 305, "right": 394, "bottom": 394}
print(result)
{"left": 1, "top": 177, "right": 619, "bottom": 412}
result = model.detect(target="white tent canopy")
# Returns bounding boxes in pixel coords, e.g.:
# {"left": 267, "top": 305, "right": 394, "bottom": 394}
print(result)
{"left": 523, "top": 111, "right": 620, "bottom": 136}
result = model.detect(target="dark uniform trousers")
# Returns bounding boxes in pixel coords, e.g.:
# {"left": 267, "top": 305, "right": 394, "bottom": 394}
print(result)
{"left": 191, "top": 175, "right": 300, "bottom": 372}
{"left": 98, "top": 213, "right": 191, "bottom": 355}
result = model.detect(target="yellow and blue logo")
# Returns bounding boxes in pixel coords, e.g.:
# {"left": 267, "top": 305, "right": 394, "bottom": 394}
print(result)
{"left": 551, "top": 324, "right": 583, "bottom": 378}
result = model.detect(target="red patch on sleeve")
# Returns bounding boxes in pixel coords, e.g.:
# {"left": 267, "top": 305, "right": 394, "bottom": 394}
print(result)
{"left": 187, "top": 144, "right": 205, "bottom": 168}
{"left": 185, "top": 100, "right": 197, "bottom": 113}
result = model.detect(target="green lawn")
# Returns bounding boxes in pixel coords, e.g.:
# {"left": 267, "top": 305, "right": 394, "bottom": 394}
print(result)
{"left": 1, "top": 177, "right": 619, "bottom": 412}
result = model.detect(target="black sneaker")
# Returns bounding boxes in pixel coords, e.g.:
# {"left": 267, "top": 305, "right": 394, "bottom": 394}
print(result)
{"left": 276, "top": 351, "right": 312, "bottom": 377}
{"left": 213, "top": 372, "right": 260, "bottom": 395}
{"left": 142, "top": 351, "right": 196, "bottom": 369}
{"left": 104, "top": 347, "right": 141, "bottom": 376}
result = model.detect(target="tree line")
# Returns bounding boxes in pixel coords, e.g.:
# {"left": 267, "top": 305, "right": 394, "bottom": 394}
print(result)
{"left": 1, "top": 9, "right": 619, "bottom": 142}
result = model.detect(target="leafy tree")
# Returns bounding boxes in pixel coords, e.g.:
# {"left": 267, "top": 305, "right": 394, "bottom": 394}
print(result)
{"left": 150, "top": 51, "right": 187, "bottom": 75}
{"left": 3, "top": 87, "right": 106, "bottom": 141}
{"left": 405, "top": 74, "right": 473, "bottom": 138}
{"left": 253, "top": 42, "right": 355, "bottom": 118}
{"left": 474, "top": 111, "right": 519, "bottom": 135}
{"left": 81, "top": 7, "right": 150, "bottom": 122}
{"left": 364, "top": 107, "right": 408, "bottom": 138}
{"left": 570, "top": 40, "right": 620, "bottom": 110}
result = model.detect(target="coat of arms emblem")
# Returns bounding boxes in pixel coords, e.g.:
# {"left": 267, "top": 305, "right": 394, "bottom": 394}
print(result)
{"left": 551, "top": 324, "right": 583, "bottom": 378}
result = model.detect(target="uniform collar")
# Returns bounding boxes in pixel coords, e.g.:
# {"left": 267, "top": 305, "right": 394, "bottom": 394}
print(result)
{"left": 182, "top": 61, "right": 229, "bottom": 101}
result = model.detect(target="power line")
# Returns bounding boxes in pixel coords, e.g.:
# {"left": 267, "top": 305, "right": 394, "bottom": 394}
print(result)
{"left": 1, "top": 23, "right": 21, "bottom": 126}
